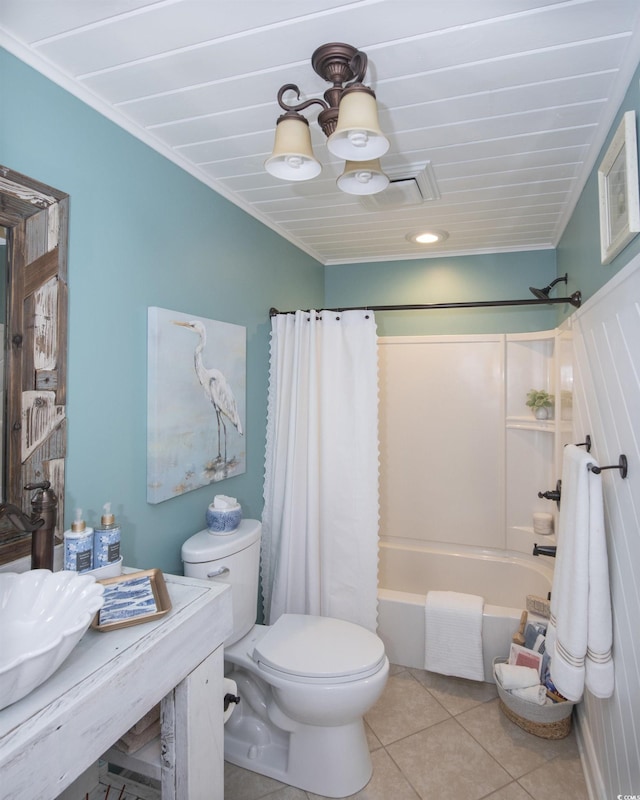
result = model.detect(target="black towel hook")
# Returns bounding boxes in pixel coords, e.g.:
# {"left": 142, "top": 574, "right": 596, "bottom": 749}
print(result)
{"left": 574, "top": 434, "right": 591, "bottom": 452}
{"left": 588, "top": 454, "right": 628, "bottom": 479}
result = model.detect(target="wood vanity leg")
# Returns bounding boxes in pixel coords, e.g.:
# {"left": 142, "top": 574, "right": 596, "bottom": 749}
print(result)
{"left": 161, "top": 646, "right": 224, "bottom": 800}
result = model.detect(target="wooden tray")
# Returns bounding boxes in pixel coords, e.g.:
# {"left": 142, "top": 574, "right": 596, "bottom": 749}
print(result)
{"left": 92, "top": 569, "right": 172, "bottom": 631}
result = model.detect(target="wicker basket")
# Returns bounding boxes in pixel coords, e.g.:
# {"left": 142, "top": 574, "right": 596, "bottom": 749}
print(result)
{"left": 493, "top": 658, "right": 575, "bottom": 739}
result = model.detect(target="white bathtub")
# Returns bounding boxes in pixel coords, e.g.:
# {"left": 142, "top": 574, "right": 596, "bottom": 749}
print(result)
{"left": 377, "top": 538, "right": 553, "bottom": 682}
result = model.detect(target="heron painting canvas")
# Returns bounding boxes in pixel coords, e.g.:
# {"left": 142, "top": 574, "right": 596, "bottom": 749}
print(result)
{"left": 147, "top": 306, "right": 246, "bottom": 503}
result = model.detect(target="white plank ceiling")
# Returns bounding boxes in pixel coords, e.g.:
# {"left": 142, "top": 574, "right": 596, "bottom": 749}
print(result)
{"left": 2, "top": 0, "right": 640, "bottom": 264}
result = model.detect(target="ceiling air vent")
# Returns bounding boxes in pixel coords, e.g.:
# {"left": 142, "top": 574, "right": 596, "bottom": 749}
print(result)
{"left": 360, "top": 162, "right": 440, "bottom": 211}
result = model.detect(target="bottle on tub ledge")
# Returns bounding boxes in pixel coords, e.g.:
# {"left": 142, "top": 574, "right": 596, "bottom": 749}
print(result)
{"left": 94, "top": 502, "right": 122, "bottom": 574}
{"left": 63, "top": 509, "right": 94, "bottom": 573}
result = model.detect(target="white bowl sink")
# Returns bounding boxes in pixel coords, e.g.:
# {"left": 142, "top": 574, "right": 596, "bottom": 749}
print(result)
{"left": 0, "top": 569, "right": 105, "bottom": 710}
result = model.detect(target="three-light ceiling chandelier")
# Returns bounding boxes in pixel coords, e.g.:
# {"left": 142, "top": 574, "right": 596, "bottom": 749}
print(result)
{"left": 265, "top": 43, "right": 390, "bottom": 196}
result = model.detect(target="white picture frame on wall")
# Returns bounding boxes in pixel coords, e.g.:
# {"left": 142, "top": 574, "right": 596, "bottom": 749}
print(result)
{"left": 597, "top": 110, "right": 640, "bottom": 265}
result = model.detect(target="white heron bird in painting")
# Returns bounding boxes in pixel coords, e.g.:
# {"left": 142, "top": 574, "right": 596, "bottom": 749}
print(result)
{"left": 173, "top": 320, "right": 243, "bottom": 464}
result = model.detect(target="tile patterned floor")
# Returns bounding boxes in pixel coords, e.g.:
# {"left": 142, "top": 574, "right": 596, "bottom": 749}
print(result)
{"left": 224, "top": 664, "right": 589, "bottom": 800}
{"left": 96, "top": 664, "right": 588, "bottom": 800}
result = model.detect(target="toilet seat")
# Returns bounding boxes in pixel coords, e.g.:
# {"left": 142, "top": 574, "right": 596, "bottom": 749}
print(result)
{"left": 252, "top": 613, "right": 386, "bottom": 684}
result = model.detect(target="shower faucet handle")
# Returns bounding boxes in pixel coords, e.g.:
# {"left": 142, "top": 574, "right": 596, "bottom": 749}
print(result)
{"left": 537, "top": 479, "right": 561, "bottom": 504}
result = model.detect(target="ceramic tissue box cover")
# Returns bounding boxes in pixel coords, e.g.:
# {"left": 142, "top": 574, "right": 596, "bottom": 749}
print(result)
{"left": 206, "top": 495, "right": 242, "bottom": 534}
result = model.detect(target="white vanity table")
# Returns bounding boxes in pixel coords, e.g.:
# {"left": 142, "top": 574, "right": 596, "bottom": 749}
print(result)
{"left": 0, "top": 572, "right": 232, "bottom": 800}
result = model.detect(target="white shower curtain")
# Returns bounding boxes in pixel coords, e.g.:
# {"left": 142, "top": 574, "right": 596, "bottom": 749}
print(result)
{"left": 261, "top": 309, "right": 379, "bottom": 632}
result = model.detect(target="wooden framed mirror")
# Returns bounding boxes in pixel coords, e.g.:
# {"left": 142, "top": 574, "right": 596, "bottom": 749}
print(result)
{"left": 0, "top": 166, "right": 68, "bottom": 564}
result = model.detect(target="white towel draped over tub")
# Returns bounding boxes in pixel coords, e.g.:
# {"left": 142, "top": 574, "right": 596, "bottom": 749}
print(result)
{"left": 425, "top": 591, "right": 484, "bottom": 681}
{"left": 546, "top": 445, "right": 614, "bottom": 702}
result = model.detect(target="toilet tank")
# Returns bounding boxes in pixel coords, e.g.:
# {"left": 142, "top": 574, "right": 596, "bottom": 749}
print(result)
{"left": 182, "top": 518, "right": 261, "bottom": 646}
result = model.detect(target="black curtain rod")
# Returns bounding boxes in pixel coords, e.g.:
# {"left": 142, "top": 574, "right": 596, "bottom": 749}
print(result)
{"left": 269, "top": 291, "right": 582, "bottom": 317}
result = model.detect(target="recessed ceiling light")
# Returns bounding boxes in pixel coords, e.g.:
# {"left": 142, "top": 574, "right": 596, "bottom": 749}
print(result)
{"left": 406, "top": 229, "right": 449, "bottom": 245}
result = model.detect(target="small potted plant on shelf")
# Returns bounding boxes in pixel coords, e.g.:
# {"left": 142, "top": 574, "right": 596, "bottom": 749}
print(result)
{"left": 526, "top": 389, "right": 554, "bottom": 420}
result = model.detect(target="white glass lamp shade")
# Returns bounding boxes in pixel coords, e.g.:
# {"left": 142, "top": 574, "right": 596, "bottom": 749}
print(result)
{"left": 337, "top": 159, "right": 389, "bottom": 195}
{"left": 327, "top": 87, "right": 390, "bottom": 161}
{"left": 265, "top": 115, "right": 322, "bottom": 181}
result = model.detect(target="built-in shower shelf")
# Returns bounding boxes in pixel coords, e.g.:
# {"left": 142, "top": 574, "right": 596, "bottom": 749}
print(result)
{"left": 504, "top": 326, "right": 573, "bottom": 546}
{"left": 506, "top": 416, "right": 555, "bottom": 431}
{"left": 506, "top": 417, "right": 573, "bottom": 434}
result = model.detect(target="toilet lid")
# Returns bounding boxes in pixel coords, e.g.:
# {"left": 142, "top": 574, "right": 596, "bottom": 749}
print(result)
{"left": 252, "top": 614, "right": 386, "bottom": 682}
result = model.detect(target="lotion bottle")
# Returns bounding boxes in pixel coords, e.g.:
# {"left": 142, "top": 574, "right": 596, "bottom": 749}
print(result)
{"left": 93, "top": 502, "right": 121, "bottom": 568}
{"left": 63, "top": 509, "right": 94, "bottom": 573}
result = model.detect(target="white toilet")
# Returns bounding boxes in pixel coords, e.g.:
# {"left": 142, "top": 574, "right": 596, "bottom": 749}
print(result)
{"left": 182, "top": 518, "right": 389, "bottom": 798}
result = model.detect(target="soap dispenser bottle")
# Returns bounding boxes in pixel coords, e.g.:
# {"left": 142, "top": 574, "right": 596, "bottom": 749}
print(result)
{"left": 94, "top": 502, "right": 121, "bottom": 568}
{"left": 63, "top": 509, "right": 94, "bottom": 573}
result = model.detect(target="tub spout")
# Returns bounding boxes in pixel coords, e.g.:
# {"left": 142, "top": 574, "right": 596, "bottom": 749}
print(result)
{"left": 533, "top": 543, "right": 556, "bottom": 558}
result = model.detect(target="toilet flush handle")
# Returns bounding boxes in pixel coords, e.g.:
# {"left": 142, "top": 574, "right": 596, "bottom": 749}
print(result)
{"left": 224, "top": 693, "right": 241, "bottom": 712}
{"left": 207, "top": 566, "right": 230, "bottom": 579}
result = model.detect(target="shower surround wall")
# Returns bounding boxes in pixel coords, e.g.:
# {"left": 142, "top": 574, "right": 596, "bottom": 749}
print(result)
{"left": 379, "top": 334, "right": 504, "bottom": 550}
{"left": 378, "top": 329, "right": 571, "bottom": 556}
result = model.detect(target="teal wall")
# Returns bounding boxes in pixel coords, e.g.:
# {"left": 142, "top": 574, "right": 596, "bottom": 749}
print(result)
{"left": 325, "top": 251, "right": 559, "bottom": 336}
{"left": 1, "top": 49, "right": 324, "bottom": 574}
{"left": 557, "top": 58, "right": 640, "bottom": 314}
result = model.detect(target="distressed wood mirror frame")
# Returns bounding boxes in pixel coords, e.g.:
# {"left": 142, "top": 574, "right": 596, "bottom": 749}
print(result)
{"left": 0, "top": 166, "right": 68, "bottom": 564}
